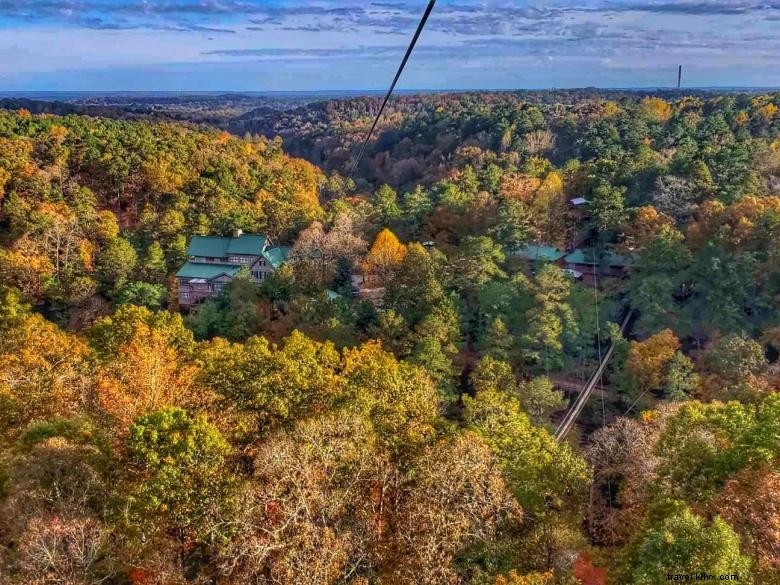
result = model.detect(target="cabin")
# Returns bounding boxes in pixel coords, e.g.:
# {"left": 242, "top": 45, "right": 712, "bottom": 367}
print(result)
{"left": 564, "top": 248, "right": 632, "bottom": 285}
{"left": 176, "top": 230, "right": 290, "bottom": 308}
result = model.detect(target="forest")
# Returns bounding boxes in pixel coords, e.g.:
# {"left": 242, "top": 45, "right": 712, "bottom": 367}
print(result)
{"left": 0, "top": 90, "right": 779, "bottom": 584}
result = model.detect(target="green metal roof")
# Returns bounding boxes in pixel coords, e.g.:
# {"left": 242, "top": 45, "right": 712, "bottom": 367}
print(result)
{"left": 516, "top": 245, "right": 565, "bottom": 262}
{"left": 187, "top": 234, "right": 268, "bottom": 258}
{"left": 262, "top": 246, "right": 291, "bottom": 269}
{"left": 564, "top": 249, "right": 632, "bottom": 267}
{"left": 228, "top": 234, "right": 268, "bottom": 255}
{"left": 175, "top": 262, "right": 242, "bottom": 280}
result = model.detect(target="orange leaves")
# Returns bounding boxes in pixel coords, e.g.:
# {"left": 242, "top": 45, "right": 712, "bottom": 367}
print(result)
{"left": 95, "top": 322, "right": 200, "bottom": 431}
{"left": 499, "top": 173, "right": 541, "bottom": 202}
{"left": 0, "top": 313, "right": 89, "bottom": 430}
{"left": 687, "top": 196, "right": 780, "bottom": 251}
{"left": 363, "top": 228, "right": 407, "bottom": 277}
{"left": 622, "top": 206, "right": 674, "bottom": 251}
{"left": 0, "top": 247, "right": 55, "bottom": 298}
{"left": 626, "top": 329, "right": 680, "bottom": 394}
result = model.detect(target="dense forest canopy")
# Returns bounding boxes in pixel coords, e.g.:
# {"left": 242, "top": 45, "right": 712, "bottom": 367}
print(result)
{"left": 0, "top": 90, "right": 779, "bottom": 584}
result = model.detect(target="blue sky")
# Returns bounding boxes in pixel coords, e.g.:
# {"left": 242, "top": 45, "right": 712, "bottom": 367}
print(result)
{"left": 1, "top": 1, "right": 779, "bottom": 91}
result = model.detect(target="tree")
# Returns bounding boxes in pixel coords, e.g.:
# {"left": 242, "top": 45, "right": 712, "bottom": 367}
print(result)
{"left": 624, "top": 329, "right": 680, "bottom": 395}
{"left": 94, "top": 315, "right": 200, "bottom": 430}
{"left": 470, "top": 356, "right": 517, "bottom": 395}
{"left": 187, "top": 274, "right": 266, "bottom": 342}
{"left": 388, "top": 432, "right": 521, "bottom": 585}
{"left": 716, "top": 467, "right": 780, "bottom": 580}
{"left": 663, "top": 351, "right": 699, "bottom": 401}
{"left": 480, "top": 317, "right": 514, "bottom": 361}
{"left": 402, "top": 185, "right": 434, "bottom": 236}
{"left": 197, "top": 331, "right": 340, "bottom": 431}
{"left": 363, "top": 228, "right": 407, "bottom": 281}
{"left": 622, "top": 206, "right": 674, "bottom": 251}
{"left": 340, "top": 341, "right": 439, "bottom": 457}
{"left": 219, "top": 412, "right": 380, "bottom": 585}
{"left": 374, "top": 183, "right": 401, "bottom": 224}
{"left": 699, "top": 333, "right": 768, "bottom": 401}
{"left": 517, "top": 377, "right": 565, "bottom": 426}
{"left": 94, "top": 236, "right": 137, "bottom": 294}
{"left": 140, "top": 241, "right": 167, "bottom": 282}
{"left": 630, "top": 506, "right": 752, "bottom": 584}
{"left": 651, "top": 176, "right": 700, "bottom": 223}
{"left": 453, "top": 236, "right": 506, "bottom": 292}
{"left": 124, "top": 407, "right": 238, "bottom": 545}
{"left": 655, "top": 394, "right": 780, "bottom": 504}
{"left": 494, "top": 197, "right": 532, "bottom": 253}
{"left": 115, "top": 281, "right": 167, "bottom": 309}
{"left": 589, "top": 181, "right": 626, "bottom": 233}
{"left": 522, "top": 265, "right": 575, "bottom": 371}
{"left": 463, "top": 387, "right": 588, "bottom": 514}
{"left": 639, "top": 97, "right": 672, "bottom": 122}
{"left": 0, "top": 312, "right": 88, "bottom": 439}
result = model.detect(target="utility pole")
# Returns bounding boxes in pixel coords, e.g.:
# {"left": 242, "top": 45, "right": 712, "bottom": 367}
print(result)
{"left": 677, "top": 65, "right": 682, "bottom": 89}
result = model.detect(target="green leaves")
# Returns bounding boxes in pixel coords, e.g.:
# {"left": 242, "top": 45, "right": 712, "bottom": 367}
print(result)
{"left": 125, "top": 407, "right": 237, "bottom": 542}
{"left": 631, "top": 506, "right": 752, "bottom": 584}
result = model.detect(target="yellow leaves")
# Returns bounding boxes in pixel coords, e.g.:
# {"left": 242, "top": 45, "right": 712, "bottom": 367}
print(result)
{"left": 141, "top": 153, "right": 187, "bottom": 195}
{"left": 735, "top": 110, "right": 749, "bottom": 126}
{"left": 640, "top": 410, "right": 657, "bottom": 424}
{"left": 95, "top": 210, "right": 120, "bottom": 242}
{"left": 17, "top": 108, "right": 31, "bottom": 119}
{"left": 363, "top": 228, "right": 407, "bottom": 276}
{"left": 0, "top": 313, "right": 89, "bottom": 430}
{"left": 495, "top": 571, "right": 553, "bottom": 585}
{"left": 48, "top": 124, "right": 68, "bottom": 144}
{"left": 341, "top": 340, "right": 438, "bottom": 455}
{"left": 602, "top": 100, "right": 622, "bottom": 119}
{"left": 640, "top": 97, "right": 672, "bottom": 123}
{"left": 538, "top": 171, "right": 563, "bottom": 198}
{"left": 626, "top": 329, "right": 680, "bottom": 393}
{"left": 760, "top": 102, "right": 778, "bottom": 121}
{"left": 78, "top": 238, "right": 96, "bottom": 271}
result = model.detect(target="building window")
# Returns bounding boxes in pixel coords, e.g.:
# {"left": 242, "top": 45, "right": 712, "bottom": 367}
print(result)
{"left": 212, "top": 282, "right": 226, "bottom": 293}
{"left": 180, "top": 291, "right": 191, "bottom": 301}
{"left": 252, "top": 270, "right": 263, "bottom": 281}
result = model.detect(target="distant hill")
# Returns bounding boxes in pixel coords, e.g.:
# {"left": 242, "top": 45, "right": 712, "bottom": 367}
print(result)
{"left": 0, "top": 97, "right": 130, "bottom": 118}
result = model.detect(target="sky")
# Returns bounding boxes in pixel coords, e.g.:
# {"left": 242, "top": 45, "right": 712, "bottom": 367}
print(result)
{"left": 0, "top": 0, "right": 779, "bottom": 91}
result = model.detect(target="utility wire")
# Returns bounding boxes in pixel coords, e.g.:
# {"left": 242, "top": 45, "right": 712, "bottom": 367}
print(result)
{"left": 348, "top": 0, "right": 437, "bottom": 178}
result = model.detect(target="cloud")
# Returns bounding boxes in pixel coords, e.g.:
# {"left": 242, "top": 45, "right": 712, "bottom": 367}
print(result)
{"left": 1, "top": 1, "right": 780, "bottom": 89}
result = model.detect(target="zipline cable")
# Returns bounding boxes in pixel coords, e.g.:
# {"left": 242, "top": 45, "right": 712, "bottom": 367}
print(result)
{"left": 348, "top": 0, "right": 437, "bottom": 178}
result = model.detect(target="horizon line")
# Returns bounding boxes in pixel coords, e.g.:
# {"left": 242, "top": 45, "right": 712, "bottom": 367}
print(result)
{"left": 2, "top": 86, "right": 780, "bottom": 96}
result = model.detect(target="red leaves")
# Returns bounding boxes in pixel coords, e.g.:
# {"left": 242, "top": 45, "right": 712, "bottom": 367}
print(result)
{"left": 572, "top": 552, "right": 607, "bottom": 585}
